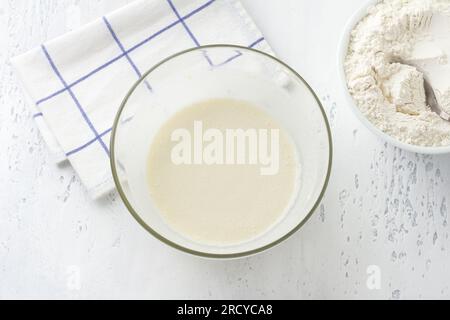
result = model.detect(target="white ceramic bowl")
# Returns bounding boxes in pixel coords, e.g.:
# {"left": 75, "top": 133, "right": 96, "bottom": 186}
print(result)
{"left": 338, "top": 0, "right": 450, "bottom": 155}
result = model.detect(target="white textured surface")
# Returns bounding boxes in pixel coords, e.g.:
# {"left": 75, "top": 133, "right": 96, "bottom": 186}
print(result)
{"left": 0, "top": 0, "right": 449, "bottom": 300}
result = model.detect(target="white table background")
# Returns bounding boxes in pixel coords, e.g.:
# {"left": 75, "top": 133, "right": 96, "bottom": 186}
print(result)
{"left": 1, "top": 0, "right": 449, "bottom": 300}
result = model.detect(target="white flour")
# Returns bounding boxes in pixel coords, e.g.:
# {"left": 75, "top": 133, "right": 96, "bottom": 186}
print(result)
{"left": 345, "top": 0, "right": 450, "bottom": 147}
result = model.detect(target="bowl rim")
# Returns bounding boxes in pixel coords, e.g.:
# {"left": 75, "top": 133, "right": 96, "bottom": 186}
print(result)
{"left": 337, "top": 0, "right": 450, "bottom": 155}
{"left": 110, "top": 44, "right": 333, "bottom": 259}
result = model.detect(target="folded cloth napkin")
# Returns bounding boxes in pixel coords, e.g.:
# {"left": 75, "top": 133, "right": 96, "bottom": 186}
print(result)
{"left": 12, "top": 0, "right": 273, "bottom": 199}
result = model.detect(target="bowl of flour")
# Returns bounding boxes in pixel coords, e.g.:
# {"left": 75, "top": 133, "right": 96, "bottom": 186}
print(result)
{"left": 339, "top": 0, "right": 450, "bottom": 154}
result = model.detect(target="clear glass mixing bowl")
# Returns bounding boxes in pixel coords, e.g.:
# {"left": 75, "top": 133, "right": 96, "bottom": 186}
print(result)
{"left": 111, "top": 45, "right": 332, "bottom": 259}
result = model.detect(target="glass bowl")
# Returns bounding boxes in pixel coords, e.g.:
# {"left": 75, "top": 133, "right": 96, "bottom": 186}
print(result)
{"left": 111, "top": 45, "right": 332, "bottom": 259}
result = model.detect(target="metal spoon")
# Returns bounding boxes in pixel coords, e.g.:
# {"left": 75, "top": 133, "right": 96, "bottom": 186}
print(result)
{"left": 398, "top": 60, "right": 450, "bottom": 121}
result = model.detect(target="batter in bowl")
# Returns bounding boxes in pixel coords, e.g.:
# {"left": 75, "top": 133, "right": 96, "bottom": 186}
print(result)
{"left": 147, "top": 98, "right": 300, "bottom": 246}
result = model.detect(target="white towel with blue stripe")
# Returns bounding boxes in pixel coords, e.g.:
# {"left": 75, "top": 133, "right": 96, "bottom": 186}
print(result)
{"left": 12, "top": 0, "right": 273, "bottom": 199}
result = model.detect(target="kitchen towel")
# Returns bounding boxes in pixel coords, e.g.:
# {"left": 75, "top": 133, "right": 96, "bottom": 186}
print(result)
{"left": 12, "top": 0, "right": 272, "bottom": 199}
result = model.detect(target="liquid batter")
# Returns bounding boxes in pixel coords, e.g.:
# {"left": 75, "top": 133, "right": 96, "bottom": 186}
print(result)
{"left": 147, "top": 99, "right": 299, "bottom": 245}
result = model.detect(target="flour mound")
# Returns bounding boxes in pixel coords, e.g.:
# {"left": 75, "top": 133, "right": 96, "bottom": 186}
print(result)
{"left": 345, "top": 0, "right": 450, "bottom": 147}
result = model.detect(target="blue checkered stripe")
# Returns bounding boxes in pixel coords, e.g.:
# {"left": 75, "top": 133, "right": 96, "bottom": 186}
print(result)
{"left": 35, "top": 0, "right": 265, "bottom": 158}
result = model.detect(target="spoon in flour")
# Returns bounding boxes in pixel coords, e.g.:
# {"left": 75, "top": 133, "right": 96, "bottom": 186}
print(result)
{"left": 399, "top": 60, "right": 450, "bottom": 121}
